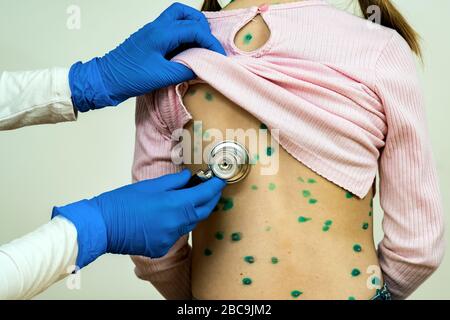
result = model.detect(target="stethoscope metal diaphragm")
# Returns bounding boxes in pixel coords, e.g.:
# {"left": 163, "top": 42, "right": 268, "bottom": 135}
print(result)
{"left": 186, "top": 140, "right": 251, "bottom": 187}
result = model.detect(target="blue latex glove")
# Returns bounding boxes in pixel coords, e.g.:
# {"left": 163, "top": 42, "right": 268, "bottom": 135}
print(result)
{"left": 52, "top": 170, "right": 226, "bottom": 269}
{"left": 69, "top": 3, "right": 225, "bottom": 112}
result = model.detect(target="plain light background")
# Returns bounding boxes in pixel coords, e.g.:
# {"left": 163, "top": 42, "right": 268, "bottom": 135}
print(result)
{"left": 0, "top": 0, "right": 448, "bottom": 300}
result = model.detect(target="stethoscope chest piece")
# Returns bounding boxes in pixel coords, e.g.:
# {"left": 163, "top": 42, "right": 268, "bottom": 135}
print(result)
{"left": 208, "top": 141, "right": 250, "bottom": 184}
{"left": 187, "top": 141, "right": 251, "bottom": 187}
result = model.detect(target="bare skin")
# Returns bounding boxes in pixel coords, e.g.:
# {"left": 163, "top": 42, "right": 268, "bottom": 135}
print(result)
{"left": 182, "top": 0, "right": 382, "bottom": 300}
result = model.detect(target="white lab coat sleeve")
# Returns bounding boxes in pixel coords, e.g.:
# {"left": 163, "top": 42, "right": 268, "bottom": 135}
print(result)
{"left": 0, "top": 68, "right": 77, "bottom": 130}
{"left": 0, "top": 216, "right": 78, "bottom": 300}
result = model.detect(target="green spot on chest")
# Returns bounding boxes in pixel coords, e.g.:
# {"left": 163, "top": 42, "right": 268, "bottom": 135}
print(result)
{"left": 269, "top": 183, "right": 277, "bottom": 191}
{"left": 265, "top": 226, "right": 272, "bottom": 232}
{"left": 242, "top": 277, "right": 253, "bottom": 285}
{"left": 219, "top": 197, "right": 234, "bottom": 211}
{"left": 345, "top": 192, "right": 354, "bottom": 199}
{"left": 187, "top": 88, "right": 197, "bottom": 96}
{"left": 307, "top": 178, "right": 317, "bottom": 184}
{"left": 371, "top": 276, "right": 381, "bottom": 286}
{"left": 369, "top": 210, "right": 373, "bottom": 217}
{"left": 298, "top": 177, "right": 305, "bottom": 183}
{"left": 271, "top": 257, "right": 279, "bottom": 264}
{"left": 204, "top": 248, "right": 213, "bottom": 256}
{"left": 291, "top": 290, "right": 303, "bottom": 298}
{"left": 244, "top": 256, "right": 255, "bottom": 264}
{"left": 251, "top": 184, "right": 258, "bottom": 191}
{"left": 362, "top": 222, "right": 369, "bottom": 230}
{"left": 205, "top": 92, "right": 214, "bottom": 101}
{"left": 243, "top": 33, "right": 253, "bottom": 45}
{"left": 260, "top": 123, "right": 268, "bottom": 130}
{"left": 351, "top": 268, "right": 361, "bottom": 277}
{"left": 215, "top": 232, "right": 224, "bottom": 240}
{"left": 298, "top": 216, "right": 312, "bottom": 223}
{"left": 322, "top": 220, "right": 333, "bottom": 232}
{"left": 266, "top": 147, "right": 274, "bottom": 156}
{"left": 302, "top": 190, "right": 312, "bottom": 198}
{"left": 348, "top": 296, "right": 356, "bottom": 300}
{"left": 353, "top": 244, "right": 362, "bottom": 252}
{"left": 309, "top": 199, "right": 318, "bottom": 204}
{"left": 231, "top": 232, "right": 242, "bottom": 242}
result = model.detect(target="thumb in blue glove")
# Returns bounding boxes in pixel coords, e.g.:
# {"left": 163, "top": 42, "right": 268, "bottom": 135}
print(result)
{"left": 52, "top": 169, "right": 226, "bottom": 269}
{"left": 70, "top": 2, "right": 226, "bottom": 112}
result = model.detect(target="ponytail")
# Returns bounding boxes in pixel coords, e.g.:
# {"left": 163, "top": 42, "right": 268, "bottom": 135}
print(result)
{"left": 358, "top": 0, "right": 421, "bottom": 57}
{"left": 201, "top": 0, "right": 221, "bottom": 11}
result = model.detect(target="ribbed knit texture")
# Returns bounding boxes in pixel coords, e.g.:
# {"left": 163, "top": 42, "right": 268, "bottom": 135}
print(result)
{"left": 131, "top": 0, "right": 444, "bottom": 300}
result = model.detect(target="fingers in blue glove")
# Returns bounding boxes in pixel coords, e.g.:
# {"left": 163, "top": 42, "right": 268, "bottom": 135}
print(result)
{"left": 159, "top": 2, "right": 209, "bottom": 27}
{"left": 177, "top": 191, "right": 222, "bottom": 236}
{"left": 195, "top": 191, "right": 222, "bottom": 220}
{"left": 175, "top": 177, "right": 227, "bottom": 207}
{"left": 133, "top": 169, "right": 192, "bottom": 193}
{"left": 171, "top": 20, "right": 226, "bottom": 56}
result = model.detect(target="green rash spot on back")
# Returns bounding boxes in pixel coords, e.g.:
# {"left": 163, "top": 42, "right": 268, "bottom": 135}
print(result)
{"left": 271, "top": 257, "right": 279, "bottom": 264}
{"left": 266, "top": 147, "right": 275, "bottom": 156}
{"left": 215, "top": 232, "right": 224, "bottom": 240}
{"left": 369, "top": 210, "right": 373, "bottom": 217}
{"left": 345, "top": 192, "right": 354, "bottom": 199}
{"left": 302, "top": 190, "right": 311, "bottom": 198}
{"left": 322, "top": 220, "right": 333, "bottom": 232}
{"left": 269, "top": 183, "right": 277, "bottom": 191}
{"left": 243, "top": 33, "right": 253, "bottom": 45}
{"left": 309, "top": 199, "right": 318, "bottom": 204}
{"left": 231, "top": 232, "right": 242, "bottom": 242}
{"left": 298, "top": 216, "right": 312, "bottom": 223}
{"left": 351, "top": 268, "right": 361, "bottom": 277}
{"left": 348, "top": 296, "right": 356, "bottom": 300}
{"left": 219, "top": 197, "right": 234, "bottom": 211}
{"left": 251, "top": 184, "right": 258, "bottom": 191}
{"left": 242, "top": 278, "right": 252, "bottom": 285}
{"left": 307, "top": 178, "right": 317, "bottom": 184}
{"left": 372, "top": 276, "right": 381, "bottom": 286}
{"left": 362, "top": 222, "right": 369, "bottom": 230}
{"left": 244, "top": 256, "right": 255, "bottom": 264}
{"left": 291, "top": 290, "right": 303, "bottom": 298}
{"left": 204, "top": 248, "right": 213, "bottom": 256}
{"left": 205, "top": 92, "right": 214, "bottom": 101}
{"left": 353, "top": 244, "right": 362, "bottom": 252}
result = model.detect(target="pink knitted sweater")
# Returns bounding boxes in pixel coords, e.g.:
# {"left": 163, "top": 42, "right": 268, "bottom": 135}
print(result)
{"left": 131, "top": 0, "right": 444, "bottom": 300}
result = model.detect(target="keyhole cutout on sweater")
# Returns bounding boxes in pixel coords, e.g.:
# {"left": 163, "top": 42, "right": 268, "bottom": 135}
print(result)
{"left": 234, "top": 15, "right": 271, "bottom": 52}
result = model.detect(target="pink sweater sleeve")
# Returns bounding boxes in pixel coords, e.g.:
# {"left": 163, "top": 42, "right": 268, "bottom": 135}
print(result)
{"left": 131, "top": 91, "right": 193, "bottom": 300}
{"left": 376, "top": 32, "right": 445, "bottom": 299}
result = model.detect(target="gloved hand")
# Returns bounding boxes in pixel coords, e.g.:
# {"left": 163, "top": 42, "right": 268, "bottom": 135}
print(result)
{"left": 69, "top": 2, "right": 225, "bottom": 112}
{"left": 52, "top": 170, "right": 226, "bottom": 269}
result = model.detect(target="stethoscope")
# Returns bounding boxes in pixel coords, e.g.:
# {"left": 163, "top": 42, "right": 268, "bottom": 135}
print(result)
{"left": 186, "top": 141, "right": 251, "bottom": 187}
